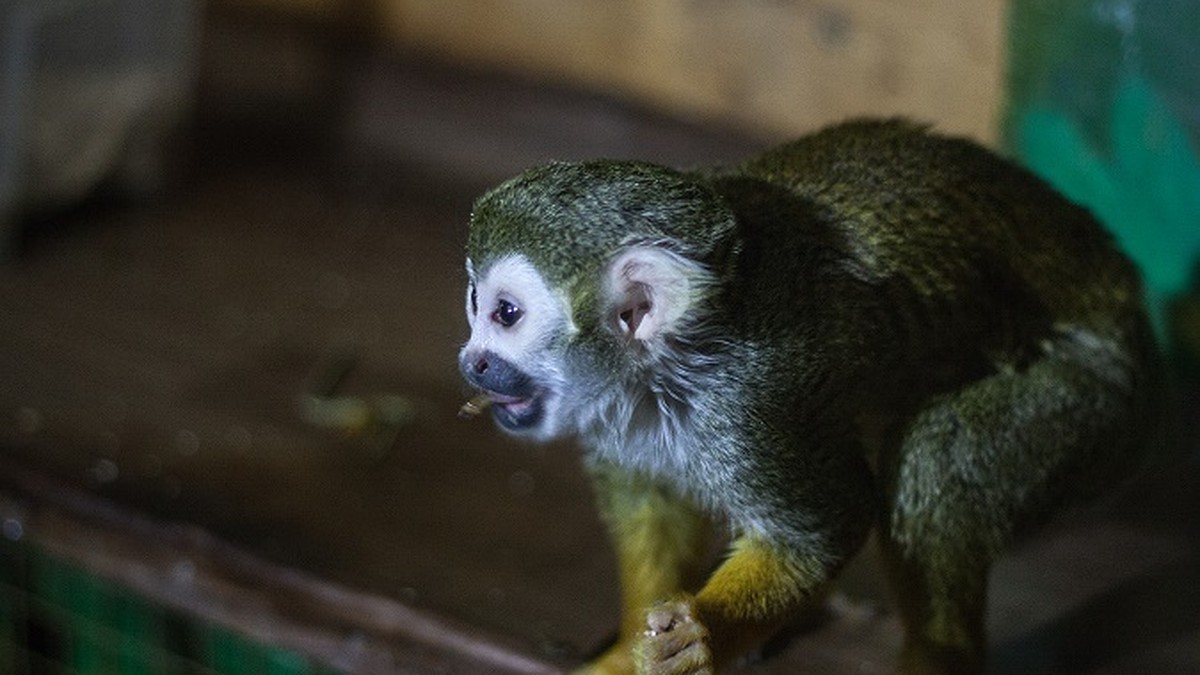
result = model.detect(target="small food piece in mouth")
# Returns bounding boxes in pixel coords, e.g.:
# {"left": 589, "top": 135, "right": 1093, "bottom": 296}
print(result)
{"left": 458, "top": 393, "right": 492, "bottom": 418}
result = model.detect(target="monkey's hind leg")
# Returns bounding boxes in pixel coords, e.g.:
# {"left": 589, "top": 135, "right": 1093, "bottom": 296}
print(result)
{"left": 578, "top": 463, "right": 713, "bottom": 675}
{"left": 879, "top": 327, "right": 1149, "bottom": 675}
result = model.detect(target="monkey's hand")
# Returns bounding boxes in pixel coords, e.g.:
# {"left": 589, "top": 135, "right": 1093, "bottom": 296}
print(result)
{"left": 633, "top": 597, "right": 713, "bottom": 675}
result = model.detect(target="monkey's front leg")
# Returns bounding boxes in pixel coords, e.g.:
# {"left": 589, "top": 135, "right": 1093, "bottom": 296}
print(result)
{"left": 579, "top": 464, "right": 712, "bottom": 675}
{"left": 634, "top": 537, "right": 828, "bottom": 674}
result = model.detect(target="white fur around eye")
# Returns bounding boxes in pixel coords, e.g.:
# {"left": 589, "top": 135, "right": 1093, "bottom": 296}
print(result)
{"left": 465, "top": 254, "right": 573, "bottom": 362}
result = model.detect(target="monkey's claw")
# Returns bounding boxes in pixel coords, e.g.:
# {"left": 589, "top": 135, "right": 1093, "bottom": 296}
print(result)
{"left": 634, "top": 599, "right": 713, "bottom": 675}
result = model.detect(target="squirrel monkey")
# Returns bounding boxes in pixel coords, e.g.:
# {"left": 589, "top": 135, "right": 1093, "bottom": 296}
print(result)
{"left": 457, "top": 120, "right": 1158, "bottom": 674}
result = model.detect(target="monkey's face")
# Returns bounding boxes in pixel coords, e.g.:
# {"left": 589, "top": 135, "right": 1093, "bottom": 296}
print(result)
{"left": 459, "top": 242, "right": 716, "bottom": 443}
{"left": 459, "top": 160, "right": 735, "bottom": 443}
{"left": 458, "top": 254, "right": 577, "bottom": 441}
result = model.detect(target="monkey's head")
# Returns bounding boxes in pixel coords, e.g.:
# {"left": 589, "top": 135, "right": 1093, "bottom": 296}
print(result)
{"left": 458, "top": 160, "right": 737, "bottom": 441}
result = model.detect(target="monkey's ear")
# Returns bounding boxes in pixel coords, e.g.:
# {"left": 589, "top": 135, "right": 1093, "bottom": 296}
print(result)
{"left": 606, "top": 246, "right": 705, "bottom": 342}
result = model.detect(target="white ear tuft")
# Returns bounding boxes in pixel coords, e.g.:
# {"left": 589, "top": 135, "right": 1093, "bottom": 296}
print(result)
{"left": 606, "top": 247, "right": 701, "bottom": 342}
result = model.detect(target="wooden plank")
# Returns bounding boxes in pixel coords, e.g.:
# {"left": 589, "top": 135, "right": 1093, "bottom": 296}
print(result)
{"left": 377, "top": 0, "right": 1006, "bottom": 143}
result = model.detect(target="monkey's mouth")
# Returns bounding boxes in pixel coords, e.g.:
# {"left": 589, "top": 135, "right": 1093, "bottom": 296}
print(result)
{"left": 485, "top": 390, "right": 545, "bottom": 431}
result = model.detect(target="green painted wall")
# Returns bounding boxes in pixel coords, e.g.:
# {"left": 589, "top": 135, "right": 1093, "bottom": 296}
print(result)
{"left": 1005, "top": 0, "right": 1200, "bottom": 342}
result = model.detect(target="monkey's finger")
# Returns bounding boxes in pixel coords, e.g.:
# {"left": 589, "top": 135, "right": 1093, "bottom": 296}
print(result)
{"left": 643, "top": 621, "right": 705, "bottom": 658}
{"left": 661, "top": 643, "right": 714, "bottom": 675}
{"left": 636, "top": 621, "right": 711, "bottom": 675}
{"left": 641, "top": 604, "right": 708, "bottom": 655}
{"left": 646, "top": 605, "right": 683, "bottom": 634}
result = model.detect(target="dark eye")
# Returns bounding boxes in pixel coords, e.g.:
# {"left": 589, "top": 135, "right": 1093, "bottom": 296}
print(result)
{"left": 492, "top": 299, "right": 523, "bottom": 327}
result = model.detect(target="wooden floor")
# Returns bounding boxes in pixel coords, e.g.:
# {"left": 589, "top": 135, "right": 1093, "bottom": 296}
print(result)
{"left": 2, "top": 16, "right": 1199, "bottom": 674}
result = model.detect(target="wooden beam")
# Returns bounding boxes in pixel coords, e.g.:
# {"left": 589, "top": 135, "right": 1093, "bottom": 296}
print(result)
{"left": 377, "top": 0, "right": 1006, "bottom": 144}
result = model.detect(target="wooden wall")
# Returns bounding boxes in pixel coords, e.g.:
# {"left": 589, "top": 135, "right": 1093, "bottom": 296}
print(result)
{"left": 234, "top": 0, "right": 1008, "bottom": 144}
